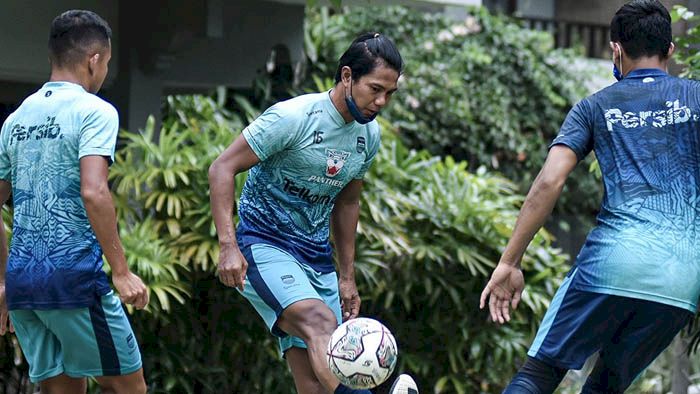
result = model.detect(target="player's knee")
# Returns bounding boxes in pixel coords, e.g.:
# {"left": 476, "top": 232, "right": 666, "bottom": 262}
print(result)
{"left": 582, "top": 375, "right": 626, "bottom": 394}
{"left": 98, "top": 375, "right": 147, "bottom": 394}
{"left": 503, "top": 357, "right": 567, "bottom": 394}
{"left": 117, "top": 380, "right": 147, "bottom": 394}
{"left": 297, "top": 305, "right": 337, "bottom": 339}
{"left": 131, "top": 378, "right": 147, "bottom": 394}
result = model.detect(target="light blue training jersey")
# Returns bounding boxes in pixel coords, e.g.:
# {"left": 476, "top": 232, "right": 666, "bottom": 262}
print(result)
{"left": 0, "top": 81, "right": 118, "bottom": 310}
{"left": 551, "top": 69, "right": 700, "bottom": 312}
{"left": 238, "top": 91, "right": 380, "bottom": 273}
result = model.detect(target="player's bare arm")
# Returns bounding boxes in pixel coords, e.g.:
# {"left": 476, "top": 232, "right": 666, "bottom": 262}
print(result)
{"left": 208, "top": 134, "right": 259, "bottom": 290}
{"left": 0, "top": 180, "right": 11, "bottom": 335}
{"left": 480, "top": 145, "right": 578, "bottom": 324}
{"left": 331, "top": 179, "right": 364, "bottom": 321}
{"left": 80, "top": 155, "right": 148, "bottom": 309}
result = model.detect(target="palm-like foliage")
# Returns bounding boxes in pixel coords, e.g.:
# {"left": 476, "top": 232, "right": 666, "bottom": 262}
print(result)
{"left": 102, "top": 90, "right": 569, "bottom": 393}
{"left": 356, "top": 119, "right": 567, "bottom": 393}
{"left": 0, "top": 91, "right": 568, "bottom": 393}
{"left": 107, "top": 93, "right": 294, "bottom": 394}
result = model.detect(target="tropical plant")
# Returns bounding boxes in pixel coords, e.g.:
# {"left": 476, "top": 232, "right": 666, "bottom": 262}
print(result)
{"left": 671, "top": 5, "right": 700, "bottom": 80}
{"left": 108, "top": 91, "right": 292, "bottom": 393}
{"left": 298, "top": 6, "right": 600, "bottom": 224}
{"left": 0, "top": 89, "right": 568, "bottom": 393}
{"left": 101, "top": 89, "right": 569, "bottom": 393}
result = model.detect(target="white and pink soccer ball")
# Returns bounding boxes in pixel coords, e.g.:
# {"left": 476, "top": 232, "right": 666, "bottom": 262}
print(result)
{"left": 326, "top": 317, "right": 398, "bottom": 389}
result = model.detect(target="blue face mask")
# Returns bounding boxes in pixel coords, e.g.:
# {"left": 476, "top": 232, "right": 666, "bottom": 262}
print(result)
{"left": 612, "top": 44, "right": 623, "bottom": 81}
{"left": 345, "top": 80, "right": 377, "bottom": 124}
{"left": 613, "top": 64, "right": 623, "bottom": 81}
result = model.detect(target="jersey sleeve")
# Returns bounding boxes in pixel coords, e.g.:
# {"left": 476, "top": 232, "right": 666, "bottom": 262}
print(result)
{"left": 79, "top": 103, "right": 120, "bottom": 165}
{"left": 354, "top": 123, "right": 381, "bottom": 180}
{"left": 0, "top": 119, "right": 11, "bottom": 181}
{"left": 549, "top": 99, "right": 594, "bottom": 161}
{"left": 242, "top": 103, "right": 303, "bottom": 161}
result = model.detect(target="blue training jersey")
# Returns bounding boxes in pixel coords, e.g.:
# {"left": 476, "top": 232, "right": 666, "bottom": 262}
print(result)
{"left": 0, "top": 81, "right": 118, "bottom": 310}
{"left": 551, "top": 68, "right": 700, "bottom": 312}
{"left": 237, "top": 91, "right": 380, "bottom": 273}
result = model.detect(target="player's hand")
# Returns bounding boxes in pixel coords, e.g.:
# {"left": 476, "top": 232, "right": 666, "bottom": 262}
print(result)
{"left": 113, "top": 271, "right": 149, "bottom": 310}
{"left": 218, "top": 244, "right": 248, "bottom": 291}
{"left": 339, "top": 277, "right": 361, "bottom": 321}
{"left": 0, "top": 283, "right": 13, "bottom": 335}
{"left": 479, "top": 262, "right": 525, "bottom": 324}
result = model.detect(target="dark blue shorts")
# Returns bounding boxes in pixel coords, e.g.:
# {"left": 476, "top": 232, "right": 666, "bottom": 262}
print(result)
{"left": 528, "top": 267, "right": 692, "bottom": 373}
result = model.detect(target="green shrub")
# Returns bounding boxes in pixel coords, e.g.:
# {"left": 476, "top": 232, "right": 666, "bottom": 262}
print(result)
{"left": 104, "top": 91, "right": 568, "bottom": 393}
{"left": 671, "top": 6, "right": 700, "bottom": 80}
{"left": 299, "top": 6, "right": 601, "bottom": 220}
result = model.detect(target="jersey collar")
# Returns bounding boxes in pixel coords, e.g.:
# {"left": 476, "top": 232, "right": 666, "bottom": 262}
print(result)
{"left": 624, "top": 68, "right": 668, "bottom": 79}
{"left": 325, "top": 90, "right": 355, "bottom": 128}
{"left": 42, "top": 81, "right": 86, "bottom": 92}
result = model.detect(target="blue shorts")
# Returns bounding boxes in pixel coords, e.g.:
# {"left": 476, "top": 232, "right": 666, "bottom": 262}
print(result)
{"left": 529, "top": 267, "right": 692, "bottom": 373}
{"left": 10, "top": 291, "right": 142, "bottom": 383}
{"left": 239, "top": 243, "right": 342, "bottom": 355}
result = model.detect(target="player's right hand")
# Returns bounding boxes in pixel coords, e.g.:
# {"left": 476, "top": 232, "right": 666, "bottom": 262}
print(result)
{"left": 217, "top": 244, "right": 248, "bottom": 291}
{"left": 479, "top": 262, "right": 525, "bottom": 324}
{"left": 0, "top": 283, "right": 13, "bottom": 336}
{"left": 113, "top": 271, "right": 149, "bottom": 310}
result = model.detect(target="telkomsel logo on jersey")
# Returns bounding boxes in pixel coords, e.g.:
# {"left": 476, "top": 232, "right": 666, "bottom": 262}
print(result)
{"left": 283, "top": 177, "right": 333, "bottom": 205}
{"left": 605, "top": 99, "right": 696, "bottom": 132}
{"left": 326, "top": 149, "right": 350, "bottom": 177}
{"left": 10, "top": 116, "right": 63, "bottom": 145}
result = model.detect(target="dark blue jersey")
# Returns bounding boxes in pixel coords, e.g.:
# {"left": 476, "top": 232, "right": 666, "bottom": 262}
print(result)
{"left": 551, "top": 69, "right": 700, "bottom": 312}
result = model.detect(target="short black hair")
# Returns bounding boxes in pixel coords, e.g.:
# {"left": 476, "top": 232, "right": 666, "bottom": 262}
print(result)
{"left": 334, "top": 32, "right": 403, "bottom": 83}
{"left": 610, "top": 0, "right": 671, "bottom": 59}
{"left": 49, "top": 10, "right": 112, "bottom": 67}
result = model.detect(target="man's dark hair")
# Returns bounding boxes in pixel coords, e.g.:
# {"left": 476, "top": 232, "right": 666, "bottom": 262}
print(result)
{"left": 334, "top": 32, "right": 403, "bottom": 83}
{"left": 49, "top": 10, "right": 112, "bottom": 67}
{"left": 610, "top": 0, "right": 672, "bottom": 59}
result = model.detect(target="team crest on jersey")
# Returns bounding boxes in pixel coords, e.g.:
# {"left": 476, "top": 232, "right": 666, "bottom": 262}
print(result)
{"left": 326, "top": 149, "right": 350, "bottom": 177}
{"left": 356, "top": 136, "right": 366, "bottom": 153}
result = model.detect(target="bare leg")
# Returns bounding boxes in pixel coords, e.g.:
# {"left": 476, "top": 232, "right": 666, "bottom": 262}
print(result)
{"left": 277, "top": 299, "right": 343, "bottom": 393}
{"left": 39, "top": 374, "right": 87, "bottom": 394}
{"left": 94, "top": 368, "right": 147, "bottom": 394}
{"left": 287, "top": 347, "right": 327, "bottom": 394}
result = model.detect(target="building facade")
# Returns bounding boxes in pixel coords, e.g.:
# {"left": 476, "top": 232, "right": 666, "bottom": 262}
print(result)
{"left": 0, "top": 0, "right": 480, "bottom": 132}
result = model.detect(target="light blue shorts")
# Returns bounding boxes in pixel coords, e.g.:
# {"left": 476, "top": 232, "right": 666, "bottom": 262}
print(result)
{"left": 9, "top": 291, "right": 142, "bottom": 383}
{"left": 239, "top": 243, "right": 342, "bottom": 355}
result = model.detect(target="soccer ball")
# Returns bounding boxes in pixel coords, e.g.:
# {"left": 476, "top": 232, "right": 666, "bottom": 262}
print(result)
{"left": 326, "top": 317, "right": 398, "bottom": 389}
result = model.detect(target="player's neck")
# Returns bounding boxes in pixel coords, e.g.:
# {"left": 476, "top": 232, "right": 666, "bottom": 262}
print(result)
{"left": 49, "top": 69, "right": 90, "bottom": 92}
{"left": 329, "top": 85, "right": 354, "bottom": 124}
{"left": 622, "top": 57, "right": 668, "bottom": 76}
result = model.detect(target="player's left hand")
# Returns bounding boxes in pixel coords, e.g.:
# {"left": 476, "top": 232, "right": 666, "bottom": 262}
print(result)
{"left": 339, "top": 277, "right": 361, "bottom": 321}
{"left": 0, "top": 283, "right": 14, "bottom": 336}
{"left": 480, "top": 262, "right": 525, "bottom": 324}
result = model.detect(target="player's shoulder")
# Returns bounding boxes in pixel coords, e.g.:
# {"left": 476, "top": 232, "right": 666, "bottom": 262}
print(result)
{"left": 8, "top": 88, "right": 50, "bottom": 117}
{"left": 263, "top": 92, "right": 327, "bottom": 125}
{"left": 674, "top": 75, "right": 700, "bottom": 91}
{"left": 1, "top": 90, "right": 45, "bottom": 129}
{"left": 1, "top": 108, "right": 19, "bottom": 129}
{"left": 272, "top": 92, "right": 325, "bottom": 113}
{"left": 74, "top": 93, "right": 118, "bottom": 120}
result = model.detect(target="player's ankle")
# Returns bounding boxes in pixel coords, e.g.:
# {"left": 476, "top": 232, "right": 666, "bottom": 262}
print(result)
{"left": 334, "top": 383, "right": 371, "bottom": 394}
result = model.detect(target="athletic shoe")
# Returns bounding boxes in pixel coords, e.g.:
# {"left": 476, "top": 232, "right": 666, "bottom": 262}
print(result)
{"left": 389, "top": 374, "right": 418, "bottom": 394}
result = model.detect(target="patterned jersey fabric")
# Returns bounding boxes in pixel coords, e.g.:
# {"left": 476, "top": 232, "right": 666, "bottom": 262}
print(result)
{"left": 0, "top": 81, "right": 118, "bottom": 309}
{"left": 238, "top": 91, "right": 380, "bottom": 273}
{"left": 551, "top": 68, "right": 700, "bottom": 312}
